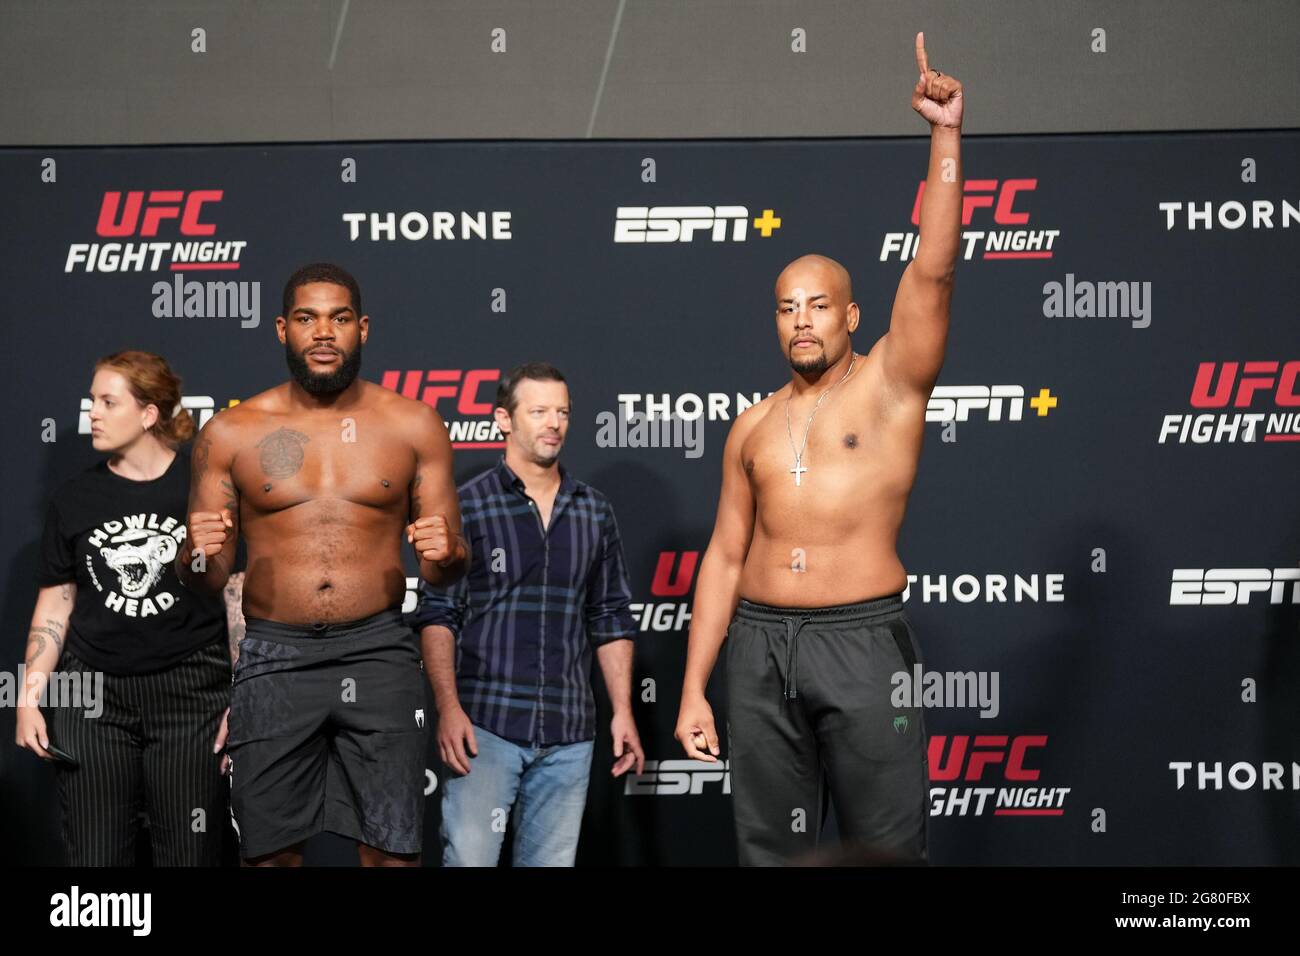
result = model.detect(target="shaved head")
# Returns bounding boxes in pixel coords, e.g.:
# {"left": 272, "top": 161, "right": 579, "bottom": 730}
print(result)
{"left": 773, "top": 254, "right": 859, "bottom": 377}
{"left": 775, "top": 254, "right": 853, "bottom": 303}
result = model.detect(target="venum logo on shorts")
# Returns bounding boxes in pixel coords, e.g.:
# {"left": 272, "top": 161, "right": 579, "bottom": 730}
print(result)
{"left": 928, "top": 734, "right": 1071, "bottom": 818}
{"left": 414, "top": 709, "right": 425, "bottom": 728}
{"left": 85, "top": 514, "right": 187, "bottom": 618}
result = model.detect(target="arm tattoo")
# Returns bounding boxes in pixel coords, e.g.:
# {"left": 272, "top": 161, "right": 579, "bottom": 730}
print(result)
{"left": 256, "top": 427, "right": 309, "bottom": 478}
{"left": 221, "top": 479, "right": 239, "bottom": 514}
{"left": 409, "top": 473, "right": 423, "bottom": 521}
{"left": 26, "top": 619, "right": 66, "bottom": 667}
{"left": 194, "top": 436, "right": 212, "bottom": 481}
{"left": 223, "top": 572, "right": 246, "bottom": 664}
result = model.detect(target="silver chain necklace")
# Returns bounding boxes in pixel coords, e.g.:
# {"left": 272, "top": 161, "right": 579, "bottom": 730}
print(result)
{"left": 784, "top": 352, "right": 857, "bottom": 486}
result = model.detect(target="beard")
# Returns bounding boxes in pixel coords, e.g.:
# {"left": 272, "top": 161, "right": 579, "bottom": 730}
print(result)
{"left": 285, "top": 340, "right": 363, "bottom": 395}
{"left": 788, "top": 339, "right": 829, "bottom": 374}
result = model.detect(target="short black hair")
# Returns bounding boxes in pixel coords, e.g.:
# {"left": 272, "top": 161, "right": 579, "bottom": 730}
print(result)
{"left": 282, "top": 262, "right": 363, "bottom": 319}
{"left": 496, "top": 362, "right": 568, "bottom": 416}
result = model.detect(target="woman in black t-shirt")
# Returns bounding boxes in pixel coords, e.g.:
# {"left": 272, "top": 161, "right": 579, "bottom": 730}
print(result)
{"left": 17, "top": 350, "right": 235, "bottom": 866}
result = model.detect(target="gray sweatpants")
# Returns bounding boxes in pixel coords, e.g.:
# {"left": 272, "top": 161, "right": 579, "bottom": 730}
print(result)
{"left": 724, "top": 592, "right": 929, "bottom": 866}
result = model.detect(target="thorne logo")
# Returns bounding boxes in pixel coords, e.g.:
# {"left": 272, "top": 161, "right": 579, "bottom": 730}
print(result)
{"left": 1158, "top": 198, "right": 1299, "bottom": 231}
{"left": 929, "top": 734, "right": 1070, "bottom": 817}
{"left": 1169, "top": 566, "right": 1300, "bottom": 605}
{"left": 614, "top": 206, "right": 782, "bottom": 243}
{"left": 925, "top": 385, "right": 1059, "bottom": 422}
{"left": 615, "top": 391, "right": 771, "bottom": 423}
{"left": 1159, "top": 361, "right": 1300, "bottom": 444}
{"left": 881, "top": 178, "right": 1059, "bottom": 262}
{"left": 1170, "top": 761, "right": 1300, "bottom": 790}
{"left": 380, "top": 369, "right": 504, "bottom": 449}
{"left": 631, "top": 551, "right": 698, "bottom": 632}
{"left": 342, "top": 210, "right": 513, "bottom": 242}
{"left": 49, "top": 886, "right": 151, "bottom": 936}
{"left": 625, "top": 759, "right": 730, "bottom": 795}
{"left": 81, "top": 395, "right": 219, "bottom": 435}
{"left": 66, "top": 189, "right": 247, "bottom": 273}
{"left": 904, "top": 572, "right": 1065, "bottom": 604}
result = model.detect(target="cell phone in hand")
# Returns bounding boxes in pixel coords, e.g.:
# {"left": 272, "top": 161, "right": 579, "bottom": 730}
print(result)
{"left": 45, "top": 742, "right": 79, "bottom": 768}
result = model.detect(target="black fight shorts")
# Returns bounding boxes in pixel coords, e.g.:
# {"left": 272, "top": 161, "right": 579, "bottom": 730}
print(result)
{"left": 227, "top": 607, "right": 428, "bottom": 859}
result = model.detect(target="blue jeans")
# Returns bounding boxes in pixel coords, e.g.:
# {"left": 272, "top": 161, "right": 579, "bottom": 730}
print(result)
{"left": 440, "top": 725, "right": 594, "bottom": 867}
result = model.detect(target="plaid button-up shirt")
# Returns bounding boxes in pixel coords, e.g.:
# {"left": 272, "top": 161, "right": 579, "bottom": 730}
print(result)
{"left": 408, "top": 457, "right": 637, "bottom": 746}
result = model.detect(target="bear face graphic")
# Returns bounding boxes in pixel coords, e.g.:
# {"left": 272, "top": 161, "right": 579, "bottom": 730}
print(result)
{"left": 99, "top": 530, "right": 179, "bottom": 599}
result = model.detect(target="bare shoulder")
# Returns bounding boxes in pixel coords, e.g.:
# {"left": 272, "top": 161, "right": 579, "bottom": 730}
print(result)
{"left": 367, "top": 381, "right": 446, "bottom": 444}
{"left": 855, "top": 332, "right": 919, "bottom": 414}
{"left": 728, "top": 387, "right": 787, "bottom": 465}
{"left": 733, "top": 387, "right": 786, "bottom": 437}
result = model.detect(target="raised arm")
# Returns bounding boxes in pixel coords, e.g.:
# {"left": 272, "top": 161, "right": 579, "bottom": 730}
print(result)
{"left": 175, "top": 414, "right": 240, "bottom": 596}
{"left": 882, "top": 31, "right": 964, "bottom": 398}
{"left": 675, "top": 407, "right": 758, "bottom": 761}
{"left": 404, "top": 402, "right": 469, "bottom": 588}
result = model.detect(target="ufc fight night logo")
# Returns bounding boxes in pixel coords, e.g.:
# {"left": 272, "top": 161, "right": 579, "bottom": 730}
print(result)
{"left": 66, "top": 189, "right": 248, "bottom": 273}
{"left": 881, "top": 178, "right": 1060, "bottom": 262}
{"left": 928, "top": 734, "right": 1071, "bottom": 817}
{"left": 380, "top": 369, "right": 504, "bottom": 449}
{"left": 1159, "top": 361, "right": 1300, "bottom": 444}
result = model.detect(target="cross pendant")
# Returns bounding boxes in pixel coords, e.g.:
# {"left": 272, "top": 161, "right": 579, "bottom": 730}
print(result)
{"left": 790, "top": 459, "right": 808, "bottom": 486}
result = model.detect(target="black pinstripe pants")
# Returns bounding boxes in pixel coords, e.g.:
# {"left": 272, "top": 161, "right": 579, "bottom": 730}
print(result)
{"left": 48, "top": 640, "right": 232, "bottom": 866}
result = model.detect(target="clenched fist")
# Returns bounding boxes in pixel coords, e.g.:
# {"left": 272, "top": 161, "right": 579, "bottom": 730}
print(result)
{"left": 188, "top": 508, "right": 233, "bottom": 560}
{"left": 406, "top": 514, "right": 462, "bottom": 566}
{"left": 912, "top": 31, "right": 963, "bottom": 129}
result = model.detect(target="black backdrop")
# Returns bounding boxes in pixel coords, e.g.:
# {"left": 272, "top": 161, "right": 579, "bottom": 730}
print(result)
{"left": 1, "top": 130, "right": 1296, "bottom": 865}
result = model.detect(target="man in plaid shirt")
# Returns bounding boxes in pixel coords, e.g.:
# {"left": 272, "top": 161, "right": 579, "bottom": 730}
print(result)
{"left": 410, "top": 362, "right": 645, "bottom": 866}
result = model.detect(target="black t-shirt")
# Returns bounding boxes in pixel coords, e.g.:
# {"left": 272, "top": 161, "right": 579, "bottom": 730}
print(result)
{"left": 36, "top": 448, "right": 228, "bottom": 675}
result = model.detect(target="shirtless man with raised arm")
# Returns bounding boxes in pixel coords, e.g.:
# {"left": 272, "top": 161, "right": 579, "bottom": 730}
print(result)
{"left": 674, "top": 34, "right": 963, "bottom": 866}
{"left": 175, "top": 262, "right": 468, "bottom": 867}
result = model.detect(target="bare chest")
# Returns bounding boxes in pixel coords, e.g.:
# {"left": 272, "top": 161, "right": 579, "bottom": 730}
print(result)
{"left": 233, "top": 419, "right": 415, "bottom": 515}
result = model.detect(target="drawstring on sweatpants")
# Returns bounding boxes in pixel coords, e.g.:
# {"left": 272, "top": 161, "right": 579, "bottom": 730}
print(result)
{"left": 783, "top": 615, "right": 812, "bottom": 700}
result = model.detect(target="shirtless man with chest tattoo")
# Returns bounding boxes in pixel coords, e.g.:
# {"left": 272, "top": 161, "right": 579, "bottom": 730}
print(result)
{"left": 675, "top": 34, "right": 964, "bottom": 865}
{"left": 176, "top": 262, "right": 467, "bottom": 866}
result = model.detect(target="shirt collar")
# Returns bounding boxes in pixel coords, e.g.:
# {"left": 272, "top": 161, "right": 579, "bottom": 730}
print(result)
{"left": 494, "top": 455, "right": 579, "bottom": 497}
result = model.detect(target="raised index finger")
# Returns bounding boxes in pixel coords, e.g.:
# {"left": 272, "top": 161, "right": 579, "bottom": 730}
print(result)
{"left": 915, "top": 31, "right": 929, "bottom": 77}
